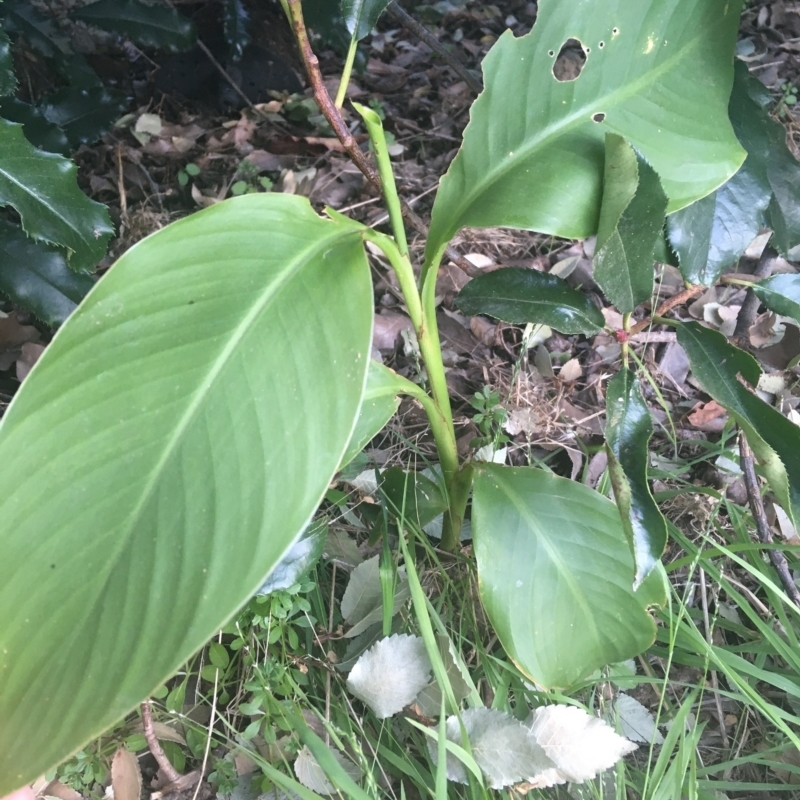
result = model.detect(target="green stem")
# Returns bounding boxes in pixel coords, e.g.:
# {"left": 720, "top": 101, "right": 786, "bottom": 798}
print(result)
{"left": 353, "top": 103, "right": 409, "bottom": 257}
{"left": 335, "top": 37, "right": 359, "bottom": 109}
{"left": 720, "top": 276, "right": 756, "bottom": 288}
{"left": 621, "top": 311, "right": 631, "bottom": 369}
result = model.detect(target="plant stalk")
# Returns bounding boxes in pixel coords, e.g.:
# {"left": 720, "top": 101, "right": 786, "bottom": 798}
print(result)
{"left": 335, "top": 38, "right": 359, "bottom": 108}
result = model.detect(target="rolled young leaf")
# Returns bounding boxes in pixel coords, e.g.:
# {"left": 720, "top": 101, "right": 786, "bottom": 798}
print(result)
{"left": 425, "top": 0, "right": 744, "bottom": 263}
{"left": 605, "top": 368, "right": 667, "bottom": 586}
{"left": 71, "top": 0, "right": 196, "bottom": 52}
{"left": 0, "top": 118, "right": 113, "bottom": 271}
{"left": 677, "top": 322, "right": 800, "bottom": 525}
{"left": 472, "top": 464, "right": 665, "bottom": 689}
{"left": 752, "top": 274, "right": 800, "bottom": 326}
{"left": 455, "top": 267, "right": 604, "bottom": 335}
{"left": 667, "top": 61, "right": 774, "bottom": 286}
{"left": 593, "top": 134, "right": 667, "bottom": 312}
{"left": 0, "top": 193, "right": 373, "bottom": 790}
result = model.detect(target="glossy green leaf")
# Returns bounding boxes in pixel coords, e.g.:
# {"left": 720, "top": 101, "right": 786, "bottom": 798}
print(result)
{"left": 455, "top": 267, "right": 604, "bottom": 334}
{"left": 0, "top": 25, "right": 16, "bottom": 96}
{"left": 472, "top": 465, "right": 665, "bottom": 689}
{"left": 1, "top": 0, "right": 71, "bottom": 59}
{"left": 425, "top": 0, "right": 744, "bottom": 263}
{"left": 593, "top": 134, "right": 667, "bottom": 312}
{"left": 341, "top": 0, "right": 392, "bottom": 40}
{"left": 0, "top": 118, "right": 113, "bottom": 271}
{"left": 0, "top": 193, "right": 373, "bottom": 790}
{"left": 40, "top": 85, "right": 129, "bottom": 148}
{"left": 605, "top": 368, "right": 666, "bottom": 586}
{"left": 0, "top": 219, "right": 94, "bottom": 326}
{"left": 0, "top": 97, "right": 71, "bottom": 155}
{"left": 223, "top": 0, "right": 251, "bottom": 60}
{"left": 752, "top": 274, "right": 800, "bottom": 326}
{"left": 257, "top": 520, "right": 328, "bottom": 596}
{"left": 677, "top": 322, "right": 800, "bottom": 525}
{"left": 667, "top": 61, "right": 773, "bottom": 286}
{"left": 72, "top": 0, "right": 196, "bottom": 52}
{"left": 379, "top": 467, "right": 448, "bottom": 529}
{"left": 340, "top": 361, "right": 404, "bottom": 469}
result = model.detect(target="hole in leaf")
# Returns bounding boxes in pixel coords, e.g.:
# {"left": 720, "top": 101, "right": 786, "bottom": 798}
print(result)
{"left": 548, "top": 49, "right": 555, "bottom": 57}
{"left": 612, "top": 27, "right": 619, "bottom": 35}
{"left": 592, "top": 112, "right": 606, "bottom": 123}
{"left": 598, "top": 41, "right": 605, "bottom": 48}
{"left": 552, "top": 38, "right": 587, "bottom": 82}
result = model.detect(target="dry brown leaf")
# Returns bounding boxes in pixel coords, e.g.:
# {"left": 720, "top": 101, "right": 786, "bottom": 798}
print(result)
{"left": 470, "top": 316, "right": 496, "bottom": 346}
{"left": 686, "top": 400, "right": 728, "bottom": 430}
{"left": 559, "top": 358, "right": 582, "bottom": 383}
{"left": 41, "top": 781, "right": 81, "bottom": 800}
{"left": 16, "top": 342, "right": 46, "bottom": 382}
{"left": 110, "top": 747, "right": 142, "bottom": 800}
{"left": 373, "top": 311, "right": 412, "bottom": 350}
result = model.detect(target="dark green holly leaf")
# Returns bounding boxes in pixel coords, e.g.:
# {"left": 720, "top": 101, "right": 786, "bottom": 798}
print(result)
{"left": 677, "top": 322, "right": 800, "bottom": 525}
{"left": 605, "top": 369, "right": 667, "bottom": 587}
{"left": 303, "top": 0, "right": 361, "bottom": 59}
{"left": 0, "top": 118, "right": 113, "bottom": 272}
{"left": 40, "top": 85, "right": 129, "bottom": 147}
{"left": 667, "top": 61, "right": 773, "bottom": 286}
{"left": 257, "top": 519, "right": 327, "bottom": 595}
{"left": 71, "top": 0, "right": 196, "bottom": 53}
{"left": 341, "top": 0, "right": 393, "bottom": 41}
{"left": 593, "top": 134, "right": 668, "bottom": 313}
{"left": 752, "top": 274, "right": 800, "bottom": 327}
{"left": 455, "top": 267, "right": 604, "bottom": 335}
{"left": 0, "top": 26, "right": 16, "bottom": 96}
{"left": 0, "top": 219, "right": 94, "bottom": 326}
{"left": 766, "top": 136, "right": 800, "bottom": 258}
{"left": 379, "top": 468, "right": 448, "bottom": 530}
{"left": 1, "top": 0, "right": 71, "bottom": 59}
{"left": 223, "top": 0, "right": 251, "bottom": 61}
{"left": 0, "top": 97, "right": 70, "bottom": 155}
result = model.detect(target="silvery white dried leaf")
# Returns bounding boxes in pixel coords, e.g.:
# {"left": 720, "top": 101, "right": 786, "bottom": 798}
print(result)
{"left": 415, "top": 634, "right": 472, "bottom": 718}
{"left": 294, "top": 745, "right": 360, "bottom": 795}
{"left": 430, "top": 708, "right": 556, "bottom": 789}
{"left": 347, "top": 634, "right": 432, "bottom": 718}
{"left": 528, "top": 705, "right": 637, "bottom": 783}
{"left": 614, "top": 694, "right": 664, "bottom": 745}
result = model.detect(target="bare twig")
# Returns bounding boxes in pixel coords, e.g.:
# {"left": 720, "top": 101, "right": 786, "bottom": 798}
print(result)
{"left": 141, "top": 700, "right": 181, "bottom": 784}
{"left": 629, "top": 284, "right": 705, "bottom": 334}
{"left": 739, "top": 435, "right": 800, "bottom": 609}
{"left": 387, "top": 3, "right": 483, "bottom": 95}
{"left": 286, "top": 0, "right": 479, "bottom": 276}
{"left": 732, "top": 245, "right": 778, "bottom": 343}
{"left": 195, "top": 39, "right": 265, "bottom": 115}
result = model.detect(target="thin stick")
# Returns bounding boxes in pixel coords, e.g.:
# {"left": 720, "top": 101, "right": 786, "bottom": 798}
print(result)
{"left": 191, "top": 633, "right": 223, "bottom": 800}
{"left": 739, "top": 435, "right": 800, "bottom": 609}
{"left": 286, "top": 0, "right": 478, "bottom": 276}
{"left": 386, "top": 2, "right": 482, "bottom": 95}
{"left": 141, "top": 700, "right": 181, "bottom": 783}
{"left": 629, "top": 284, "right": 705, "bottom": 334}
{"left": 733, "top": 245, "right": 777, "bottom": 343}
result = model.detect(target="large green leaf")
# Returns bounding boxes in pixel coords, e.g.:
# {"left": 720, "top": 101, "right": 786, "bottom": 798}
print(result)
{"left": 454, "top": 267, "right": 604, "bottom": 335}
{"left": 72, "top": 0, "right": 196, "bottom": 52}
{"left": 605, "top": 368, "right": 666, "bottom": 586}
{"left": 0, "top": 193, "right": 373, "bottom": 790}
{"left": 425, "top": 0, "right": 744, "bottom": 263}
{"left": 677, "top": 322, "right": 800, "bottom": 525}
{"left": 223, "top": 0, "right": 251, "bottom": 60}
{"left": 0, "top": 119, "right": 113, "bottom": 271}
{"left": 0, "top": 218, "right": 94, "bottom": 326}
{"left": 593, "top": 134, "right": 667, "bottom": 312}
{"left": 340, "top": 361, "right": 406, "bottom": 469}
{"left": 1, "top": 0, "right": 71, "bottom": 59}
{"left": 472, "top": 465, "right": 665, "bottom": 689}
{"left": 0, "top": 25, "right": 16, "bottom": 96}
{"left": 341, "top": 0, "right": 393, "bottom": 40}
{"left": 667, "top": 61, "right": 774, "bottom": 285}
{"left": 752, "top": 274, "right": 800, "bottom": 326}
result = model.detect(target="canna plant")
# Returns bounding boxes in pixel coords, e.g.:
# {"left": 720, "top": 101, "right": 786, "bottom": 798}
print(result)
{"left": 1, "top": 0, "right": 800, "bottom": 789}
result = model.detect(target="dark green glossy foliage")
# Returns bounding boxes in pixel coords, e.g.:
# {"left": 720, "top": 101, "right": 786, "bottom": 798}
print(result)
{"left": 0, "top": 119, "right": 113, "bottom": 272}
{"left": 71, "top": 0, "right": 196, "bottom": 52}
{"left": 40, "top": 85, "right": 129, "bottom": 148}
{"left": 678, "top": 322, "right": 800, "bottom": 525}
{"left": 0, "top": 25, "right": 16, "bottom": 95}
{"left": 455, "top": 268, "right": 604, "bottom": 335}
{"left": 605, "top": 368, "right": 667, "bottom": 587}
{"left": 257, "top": 520, "right": 328, "bottom": 595}
{"left": 0, "top": 219, "right": 94, "bottom": 326}
{"left": 0, "top": 97, "right": 71, "bottom": 155}
{"left": 341, "top": 0, "right": 393, "bottom": 40}
{"left": 223, "top": 0, "right": 251, "bottom": 61}
{"left": 593, "top": 134, "right": 668, "bottom": 313}
{"left": 1, "top": 0, "right": 70, "bottom": 59}
{"left": 753, "top": 274, "right": 800, "bottom": 326}
{"left": 379, "top": 468, "right": 448, "bottom": 530}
